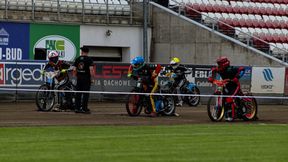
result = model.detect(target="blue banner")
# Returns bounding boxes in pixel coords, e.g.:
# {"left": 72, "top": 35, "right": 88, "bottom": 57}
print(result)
{"left": 0, "top": 61, "right": 46, "bottom": 87}
{"left": 0, "top": 22, "right": 29, "bottom": 60}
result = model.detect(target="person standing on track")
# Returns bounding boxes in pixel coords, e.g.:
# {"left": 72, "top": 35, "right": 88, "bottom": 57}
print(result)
{"left": 73, "top": 46, "right": 95, "bottom": 114}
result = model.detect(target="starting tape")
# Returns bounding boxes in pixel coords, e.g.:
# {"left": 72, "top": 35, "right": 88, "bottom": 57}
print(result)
{"left": 0, "top": 87, "right": 287, "bottom": 100}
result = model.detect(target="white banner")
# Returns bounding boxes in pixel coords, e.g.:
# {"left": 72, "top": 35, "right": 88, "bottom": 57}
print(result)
{"left": 251, "top": 67, "right": 285, "bottom": 94}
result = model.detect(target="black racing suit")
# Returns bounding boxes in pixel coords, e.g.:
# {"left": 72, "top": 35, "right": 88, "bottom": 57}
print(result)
{"left": 128, "top": 63, "right": 162, "bottom": 113}
{"left": 208, "top": 66, "right": 245, "bottom": 118}
{"left": 208, "top": 66, "right": 245, "bottom": 95}
{"left": 167, "top": 64, "right": 190, "bottom": 103}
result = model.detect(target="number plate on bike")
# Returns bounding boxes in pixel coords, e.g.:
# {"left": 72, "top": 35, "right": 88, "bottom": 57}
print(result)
{"left": 158, "top": 76, "right": 172, "bottom": 90}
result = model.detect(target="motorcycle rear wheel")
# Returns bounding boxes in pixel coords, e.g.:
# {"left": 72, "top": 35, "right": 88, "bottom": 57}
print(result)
{"left": 241, "top": 96, "right": 258, "bottom": 121}
{"left": 185, "top": 86, "right": 201, "bottom": 107}
{"left": 161, "top": 96, "right": 176, "bottom": 116}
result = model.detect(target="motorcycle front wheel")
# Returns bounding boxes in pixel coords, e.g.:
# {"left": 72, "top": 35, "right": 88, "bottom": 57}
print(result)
{"left": 207, "top": 94, "right": 225, "bottom": 122}
{"left": 126, "top": 91, "right": 143, "bottom": 116}
{"left": 35, "top": 84, "right": 55, "bottom": 111}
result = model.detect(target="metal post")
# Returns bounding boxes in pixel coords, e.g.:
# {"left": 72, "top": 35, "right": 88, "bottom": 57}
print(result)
{"left": 130, "top": 0, "right": 133, "bottom": 25}
{"left": 57, "top": 0, "right": 60, "bottom": 21}
{"left": 143, "top": 0, "right": 149, "bottom": 62}
{"left": 82, "top": 0, "right": 85, "bottom": 22}
{"left": 5, "top": 0, "right": 8, "bottom": 19}
{"left": 106, "top": 0, "right": 109, "bottom": 24}
{"left": 32, "top": 0, "right": 35, "bottom": 20}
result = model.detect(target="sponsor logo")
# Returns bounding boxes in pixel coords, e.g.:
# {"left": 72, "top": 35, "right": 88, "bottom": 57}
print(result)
{"left": 34, "top": 35, "right": 76, "bottom": 61}
{"left": 194, "top": 68, "right": 211, "bottom": 78}
{"left": 196, "top": 80, "right": 212, "bottom": 87}
{"left": 0, "top": 62, "right": 45, "bottom": 87}
{"left": 262, "top": 68, "right": 274, "bottom": 81}
{"left": 0, "top": 27, "right": 25, "bottom": 60}
{"left": 0, "top": 28, "right": 9, "bottom": 46}
{"left": 261, "top": 85, "right": 273, "bottom": 90}
{"left": 95, "top": 65, "right": 129, "bottom": 79}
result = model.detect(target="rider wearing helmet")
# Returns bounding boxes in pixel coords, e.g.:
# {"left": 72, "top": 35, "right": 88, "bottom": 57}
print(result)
{"left": 127, "top": 56, "right": 162, "bottom": 117}
{"left": 44, "top": 51, "right": 72, "bottom": 108}
{"left": 208, "top": 56, "right": 245, "bottom": 120}
{"left": 208, "top": 56, "right": 245, "bottom": 89}
{"left": 167, "top": 57, "right": 190, "bottom": 106}
{"left": 45, "top": 51, "right": 71, "bottom": 82}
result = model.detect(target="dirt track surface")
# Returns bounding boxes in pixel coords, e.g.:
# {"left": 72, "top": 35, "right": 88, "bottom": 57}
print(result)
{"left": 0, "top": 102, "right": 287, "bottom": 127}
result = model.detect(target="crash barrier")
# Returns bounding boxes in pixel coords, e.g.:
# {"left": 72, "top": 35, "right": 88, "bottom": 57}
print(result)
{"left": 0, "top": 60, "right": 287, "bottom": 104}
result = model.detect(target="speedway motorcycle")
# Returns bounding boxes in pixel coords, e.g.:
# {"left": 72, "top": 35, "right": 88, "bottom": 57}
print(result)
{"left": 207, "top": 79, "right": 258, "bottom": 122}
{"left": 35, "top": 67, "right": 76, "bottom": 111}
{"left": 126, "top": 73, "right": 176, "bottom": 116}
{"left": 176, "top": 70, "right": 200, "bottom": 107}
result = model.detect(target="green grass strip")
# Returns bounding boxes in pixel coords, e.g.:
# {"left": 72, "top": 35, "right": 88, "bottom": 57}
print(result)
{"left": 0, "top": 124, "right": 287, "bottom": 162}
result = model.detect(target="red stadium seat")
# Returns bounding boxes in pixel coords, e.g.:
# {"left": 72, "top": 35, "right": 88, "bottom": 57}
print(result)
{"left": 204, "top": 4, "right": 213, "bottom": 12}
{"left": 225, "top": 6, "right": 233, "bottom": 13}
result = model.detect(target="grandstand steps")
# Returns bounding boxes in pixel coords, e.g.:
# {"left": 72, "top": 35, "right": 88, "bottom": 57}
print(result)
{"left": 150, "top": 2, "right": 287, "bottom": 66}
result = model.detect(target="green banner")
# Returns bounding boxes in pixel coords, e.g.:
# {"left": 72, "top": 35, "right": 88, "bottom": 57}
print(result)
{"left": 30, "top": 23, "right": 80, "bottom": 61}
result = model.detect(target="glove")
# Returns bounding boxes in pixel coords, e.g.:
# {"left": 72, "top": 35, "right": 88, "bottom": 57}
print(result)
{"left": 208, "top": 77, "right": 214, "bottom": 83}
{"left": 127, "top": 73, "right": 132, "bottom": 78}
{"left": 232, "top": 78, "right": 238, "bottom": 83}
{"left": 61, "top": 69, "right": 67, "bottom": 73}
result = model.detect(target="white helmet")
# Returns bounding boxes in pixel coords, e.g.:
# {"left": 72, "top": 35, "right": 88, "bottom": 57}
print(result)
{"left": 48, "top": 51, "right": 59, "bottom": 64}
{"left": 48, "top": 51, "right": 59, "bottom": 59}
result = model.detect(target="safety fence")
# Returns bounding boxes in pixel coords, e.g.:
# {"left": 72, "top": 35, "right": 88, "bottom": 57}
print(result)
{"left": 0, "top": 60, "right": 287, "bottom": 104}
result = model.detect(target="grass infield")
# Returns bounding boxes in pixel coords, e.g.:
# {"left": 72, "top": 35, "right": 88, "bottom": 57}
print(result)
{"left": 0, "top": 124, "right": 287, "bottom": 162}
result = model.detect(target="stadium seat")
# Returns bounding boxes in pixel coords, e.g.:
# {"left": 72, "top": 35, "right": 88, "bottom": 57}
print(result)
{"left": 18, "top": 0, "right": 27, "bottom": 11}
{"left": 8, "top": 0, "right": 17, "bottom": 10}
{"left": 84, "top": 3, "right": 93, "bottom": 14}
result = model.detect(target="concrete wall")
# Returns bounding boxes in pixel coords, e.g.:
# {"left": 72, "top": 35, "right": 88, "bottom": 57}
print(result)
{"left": 150, "top": 6, "right": 284, "bottom": 67}
{"left": 80, "top": 25, "right": 151, "bottom": 62}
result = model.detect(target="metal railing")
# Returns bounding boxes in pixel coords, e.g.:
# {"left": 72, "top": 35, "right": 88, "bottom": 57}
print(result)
{"left": 0, "top": 0, "right": 142, "bottom": 25}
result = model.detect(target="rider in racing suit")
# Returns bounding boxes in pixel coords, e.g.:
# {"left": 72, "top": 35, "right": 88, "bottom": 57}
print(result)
{"left": 208, "top": 56, "right": 245, "bottom": 121}
{"left": 166, "top": 57, "right": 190, "bottom": 107}
{"left": 127, "top": 56, "right": 162, "bottom": 117}
{"left": 44, "top": 51, "right": 72, "bottom": 109}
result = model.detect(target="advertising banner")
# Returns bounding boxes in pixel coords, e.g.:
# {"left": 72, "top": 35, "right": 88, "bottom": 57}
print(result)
{"left": 285, "top": 68, "right": 288, "bottom": 95}
{"left": 0, "top": 22, "right": 30, "bottom": 60}
{"left": 251, "top": 67, "right": 285, "bottom": 94}
{"left": 30, "top": 24, "right": 80, "bottom": 61}
{"left": 0, "top": 61, "right": 46, "bottom": 87}
{"left": 186, "top": 65, "right": 214, "bottom": 95}
{"left": 239, "top": 66, "right": 252, "bottom": 93}
{"left": 92, "top": 63, "right": 132, "bottom": 92}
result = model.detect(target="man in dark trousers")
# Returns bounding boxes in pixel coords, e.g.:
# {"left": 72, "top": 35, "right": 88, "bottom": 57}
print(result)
{"left": 73, "top": 46, "right": 94, "bottom": 114}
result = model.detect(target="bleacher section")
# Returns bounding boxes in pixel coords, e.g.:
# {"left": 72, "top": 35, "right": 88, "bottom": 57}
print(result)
{"left": 172, "top": 0, "right": 288, "bottom": 61}
{"left": 0, "top": 0, "right": 137, "bottom": 25}
{"left": 0, "top": 0, "right": 130, "bottom": 15}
